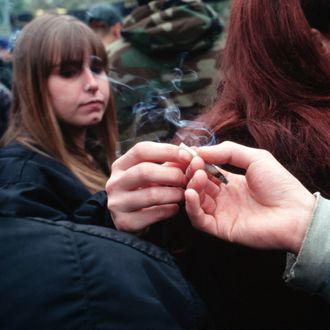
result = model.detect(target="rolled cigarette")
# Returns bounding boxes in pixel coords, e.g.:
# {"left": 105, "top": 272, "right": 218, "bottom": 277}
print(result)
{"left": 179, "top": 143, "right": 228, "bottom": 184}
{"left": 204, "top": 163, "right": 229, "bottom": 184}
{"left": 179, "top": 142, "right": 198, "bottom": 157}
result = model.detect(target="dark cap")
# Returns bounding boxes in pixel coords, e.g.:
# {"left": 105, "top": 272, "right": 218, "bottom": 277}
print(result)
{"left": 86, "top": 3, "right": 122, "bottom": 27}
{"left": 0, "top": 37, "right": 9, "bottom": 50}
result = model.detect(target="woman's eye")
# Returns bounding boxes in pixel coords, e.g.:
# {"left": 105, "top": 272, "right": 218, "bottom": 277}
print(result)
{"left": 90, "top": 64, "right": 104, "bottom": 75}
{"left": 90, "top": 56, "right": 105, "bottom": 75}
{"left": 59, "top": 64, "right": 81, "bottom": 78}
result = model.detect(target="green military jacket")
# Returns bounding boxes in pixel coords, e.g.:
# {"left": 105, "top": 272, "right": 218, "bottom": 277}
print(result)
{"left": 107, "top": 0, "right": 224, "bottom": 152}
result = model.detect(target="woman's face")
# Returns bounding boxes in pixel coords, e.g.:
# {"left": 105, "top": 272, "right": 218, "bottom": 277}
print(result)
{"left": 47, "top": 55, "right": 110, "bottom": 128}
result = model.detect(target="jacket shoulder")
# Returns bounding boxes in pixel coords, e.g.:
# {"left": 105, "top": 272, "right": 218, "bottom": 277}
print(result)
{"left": 0, "top": 143, "right": 74, "bottom": 185}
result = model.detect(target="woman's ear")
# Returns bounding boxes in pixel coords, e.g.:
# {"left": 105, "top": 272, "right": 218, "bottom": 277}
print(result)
{"left": 310, "top": 28, "right": 330, "bottom": 55}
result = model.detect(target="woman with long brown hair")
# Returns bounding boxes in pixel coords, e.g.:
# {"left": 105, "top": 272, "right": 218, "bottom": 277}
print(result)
{"left": 2, "top": 14, "right": 117, "bottom": 190}
{"left": 0, "top": 14, "right": 214, "bottom": 329}
{"left": 0, "top": 13, "right": 119, "bottom": 223}
{"left": 0, "top": 13, "right": 189, "bottom": 226}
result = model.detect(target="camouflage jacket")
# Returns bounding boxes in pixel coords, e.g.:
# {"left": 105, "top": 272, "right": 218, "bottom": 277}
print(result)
{"left": 107, "top": 0, "right": 224, "bottom": 152}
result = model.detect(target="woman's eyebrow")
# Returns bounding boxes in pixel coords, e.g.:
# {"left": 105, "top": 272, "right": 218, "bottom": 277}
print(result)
{"left": 60, "top": 60, "right": 82, "bottom": 66}
{"left": 51, "top": 60, "right": 81, "bottom": 68}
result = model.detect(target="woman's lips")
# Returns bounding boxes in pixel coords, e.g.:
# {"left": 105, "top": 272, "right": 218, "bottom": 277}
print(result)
{"left": 81, "top": 99, "right": 104, "bottom": 106}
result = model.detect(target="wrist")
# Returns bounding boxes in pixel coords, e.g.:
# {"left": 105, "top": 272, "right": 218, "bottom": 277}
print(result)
{"left": 291, "top": 192, "right": 316, "bottom": 254}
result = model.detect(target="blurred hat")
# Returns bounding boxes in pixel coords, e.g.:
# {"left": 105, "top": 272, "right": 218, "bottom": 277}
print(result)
{"left": 0, "top": 37, "right": 9, "bottom": 50}
{"left": 86, "top": 3, "right": 122, "bottom": 27}
{"left": 111, "top": 0, "right": 138, "bottom": 17}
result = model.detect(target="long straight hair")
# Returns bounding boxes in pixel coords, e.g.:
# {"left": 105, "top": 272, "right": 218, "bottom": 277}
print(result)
{"left": 2, "top": 14, "right": 118, "bottom": 193}
{"left": 204, "top": 0, "right": 330, "bottom": 196}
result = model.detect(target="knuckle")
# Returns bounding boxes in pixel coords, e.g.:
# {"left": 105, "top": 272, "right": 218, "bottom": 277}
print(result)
{"left": 174, "top": 170, "right": 186, "bottom": 186}
{"left": 135, "top": 164, "right": 151, "bottom": 181}
{"left": 131, "top": 142, "right": 149, "bottom": 158}
{"left": 131, "top": 141, "right": 158, "bottom": 159}
{"left": 144, "top": 187, "right": 161, "bottom": 205}
{"left": 107, "top": 197, "right": 119, "bottom": 211}
{"left": 167, "top": 168, "right": 185, "bottom": 187}
{"left": 105, "top": 175, "right": 122, "bottom": 193}
{"left": 159, "top": 204, "right": 180, "bottom": 219}
{"left": 221, "top": 141, "right": 233, "bottom": 148}
{"left": 115, "top": 216, "right": 138, "bottom": 232}
{"left": 110, "top": 158, "right": 120, "bottom": 171}
{"left": 259, "top": 149, "right": 272, "bottom": 158}
{"left": 105, "top": 179, "right": 113, "bottom": 193}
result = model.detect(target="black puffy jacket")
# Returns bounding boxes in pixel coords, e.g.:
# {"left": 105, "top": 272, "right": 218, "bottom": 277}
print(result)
{"left": 0, "top": 143, "right": 213, "bottom": 329}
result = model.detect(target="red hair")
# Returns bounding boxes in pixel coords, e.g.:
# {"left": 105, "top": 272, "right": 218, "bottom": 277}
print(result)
{"left": 203, "top": 0, "right": 330, "bottom": 196}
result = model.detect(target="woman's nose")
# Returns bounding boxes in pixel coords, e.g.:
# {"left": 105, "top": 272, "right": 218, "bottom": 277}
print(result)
{"left": 83, "top": 67, "right": 99, "bottom": 92}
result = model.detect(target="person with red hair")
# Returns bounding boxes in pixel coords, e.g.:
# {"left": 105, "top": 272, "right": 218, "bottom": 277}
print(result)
{"left": 178, "top": 0, "right": 330, "bottom": 328}
{"left": 198, "top": 0, "right": 330, "bottom": 198}
{"left": 106, "top": 0, "right": 329, "bottom": 328}
{"left": 107, "top": 0, "right": 330, "bottom": 330}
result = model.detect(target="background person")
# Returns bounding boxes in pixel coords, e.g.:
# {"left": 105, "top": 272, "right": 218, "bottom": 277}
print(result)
{"left": 107, "top": 0, "right": 225, "bottom": 152}
{"left": 0, "top": 81, "right": 11, "bottom": 138}
{"left": 0, "top": 36, "right": 13, "bottom": 90}
{"left": 86, "top": 2, "right": 122, "bottom": 49}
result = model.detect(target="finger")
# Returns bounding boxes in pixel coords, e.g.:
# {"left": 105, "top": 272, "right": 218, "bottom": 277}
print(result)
{"left": 196, "top": 141, "right": 273, "bottom": 170}
{"left": 200, "top": 193, "right": 217, "bottom": 214}
{"left": 185, "top": 189, "right": 217, "bottom": 235}
{"left": 187, "top": 171, "right": 218, "bottom": 214}
{"left": 178, "top": 146, "right": 194, "bottom": 163}
{"left": 113, "top": 162, "right": 187, "bottom": 190}
{"left": 187, "top": 169, "right": 208, "bottom": 190}
{"left": 113, "top": 204, "right": 180, "bottom": 232}
{"left": 185, "top": 188, "right": 203, "bottom": 219}
{"left": 162, "top": 161, "right": 189, "bottom": 172}
{"left": 186, "top": 155, "right": 231, "bottom": 186}
{"left": 185, "top": 156, "right": 205, "bottom": 179}
{"left": 203, "top": 176, "right": 221, "bottom": 199}
{"left": 108, "top": 186, "right": 184, "bottom": 212}
{"left": 112, "top": 142, "right": 185, "bottom": 171}
{"left": 187, "top": 169, "right": 220, "bottom": 199}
